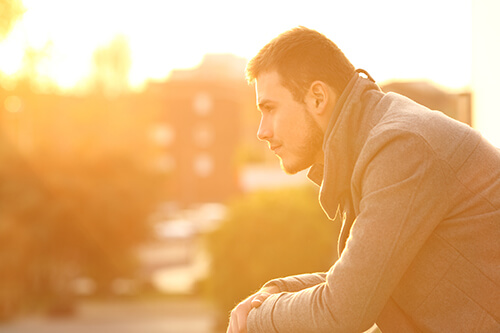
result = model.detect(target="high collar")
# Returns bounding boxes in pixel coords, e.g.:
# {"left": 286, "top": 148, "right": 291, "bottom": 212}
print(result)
{"left": 307, "top": 70, "right": 382, "bottom": 219}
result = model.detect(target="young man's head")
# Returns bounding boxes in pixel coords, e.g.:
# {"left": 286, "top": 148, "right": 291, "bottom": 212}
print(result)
{"left": 246, "top": 26, "right": 355, "bottom": 102}
{"left": 246, "top": 27, "right": 355, "bottom": 174}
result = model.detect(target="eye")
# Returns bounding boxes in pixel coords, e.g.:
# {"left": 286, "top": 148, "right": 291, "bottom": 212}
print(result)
{"left": 263, "top": 106, "right": 275, "bottom": 114}
{"left": 257, "top": 102, "right": 276, "bottom": 115}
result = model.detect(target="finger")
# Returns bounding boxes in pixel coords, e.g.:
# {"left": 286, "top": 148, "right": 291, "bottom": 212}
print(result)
{"left": 227, "top": 310, "right": 237, "bottom": 333}
{"left": 236, "top": 309, "right": 248, "bottom": 332}
{"left": 251, "top": 298, "right": 263, "bottom": 308}
{"left": 234, "top": 315, "right": 241, "bottom": 333}
{"left": 251, "top": 292, "right": 270, "bottom": 308}
{"left": 229, "top": 313, "right": 239, "bottom": 333}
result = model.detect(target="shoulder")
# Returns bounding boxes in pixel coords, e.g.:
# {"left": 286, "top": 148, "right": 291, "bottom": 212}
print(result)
{"left": 367, "top": 92, "right": 475, "bottom": 162}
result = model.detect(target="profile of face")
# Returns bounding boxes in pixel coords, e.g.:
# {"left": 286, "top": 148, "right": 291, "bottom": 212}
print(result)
{"left": 255, "top": 71, "right": 324, "bottom": 174}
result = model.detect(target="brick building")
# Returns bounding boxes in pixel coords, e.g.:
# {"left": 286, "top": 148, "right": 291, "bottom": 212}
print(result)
{"left": 145, "top": 54, "right": 255, "bottom": 205}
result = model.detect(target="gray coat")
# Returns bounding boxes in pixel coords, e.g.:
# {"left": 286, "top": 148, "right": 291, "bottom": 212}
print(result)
{"left": 247, "top": 72, "right": 500, "bottom": 332}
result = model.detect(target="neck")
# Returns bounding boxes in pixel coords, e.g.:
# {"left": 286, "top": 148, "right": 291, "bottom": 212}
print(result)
{"left": 314, "top": 149, "right": 325, "bottom": 166}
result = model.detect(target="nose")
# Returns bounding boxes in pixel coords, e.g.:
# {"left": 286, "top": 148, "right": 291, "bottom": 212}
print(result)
{"left": 257, "top": 116, "right": 272, "bottom": 142}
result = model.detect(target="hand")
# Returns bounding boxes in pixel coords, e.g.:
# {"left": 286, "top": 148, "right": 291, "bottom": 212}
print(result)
{"left": 226, "top": 285, "right": 279, "bottom": 333}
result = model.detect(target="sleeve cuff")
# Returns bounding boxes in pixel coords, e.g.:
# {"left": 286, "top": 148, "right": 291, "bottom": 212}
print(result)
{"left": 247, "top": 293, "right": 282, "bottom": 333}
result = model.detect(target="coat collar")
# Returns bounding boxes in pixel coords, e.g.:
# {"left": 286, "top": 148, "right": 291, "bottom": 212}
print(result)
{"left": 307, "top": 70, "right": 382, "bottom": 254}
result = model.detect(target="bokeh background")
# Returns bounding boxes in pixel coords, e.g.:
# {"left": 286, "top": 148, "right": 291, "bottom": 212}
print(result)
{"left": 0, "top": 0, "right": 498, "bottom": 332}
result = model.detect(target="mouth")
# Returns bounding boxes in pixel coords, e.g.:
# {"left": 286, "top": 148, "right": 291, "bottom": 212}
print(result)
{"left": 270, "top": 145, "right": 282, "bottom": 154}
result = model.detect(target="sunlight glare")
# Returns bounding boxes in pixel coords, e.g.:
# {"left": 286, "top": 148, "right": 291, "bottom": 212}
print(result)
{"left": 0, "top": 0, "right": 475, "bottom": 92}
{"left": 0, "top": 27, "right": 24, "bottom": 75}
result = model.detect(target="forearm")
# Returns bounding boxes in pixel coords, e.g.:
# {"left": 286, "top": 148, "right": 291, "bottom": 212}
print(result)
{"left": 248, "top": 284, "right": 342, "bottom": 333}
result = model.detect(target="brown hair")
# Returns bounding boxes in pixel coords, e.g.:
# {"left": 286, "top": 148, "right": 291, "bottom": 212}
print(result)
{"left": 246, "top": 26, "right": 356, "bottom": 101}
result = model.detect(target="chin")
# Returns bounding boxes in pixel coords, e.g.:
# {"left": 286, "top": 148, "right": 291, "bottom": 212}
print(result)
{"left": 282, "top": 166, "right": 300, "bottom": 175}
{"left": 280, "top": 159, "right": 309, "bottom": 175}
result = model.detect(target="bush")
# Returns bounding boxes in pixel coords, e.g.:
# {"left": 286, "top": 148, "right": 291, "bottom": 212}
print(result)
{"left": 205, "top": 185, "right": 341, "bottom": 324}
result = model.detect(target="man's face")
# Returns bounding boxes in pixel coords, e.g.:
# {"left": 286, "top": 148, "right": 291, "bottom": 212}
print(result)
{"left": 255, "top": 71, "right": 324, "bottom": 174}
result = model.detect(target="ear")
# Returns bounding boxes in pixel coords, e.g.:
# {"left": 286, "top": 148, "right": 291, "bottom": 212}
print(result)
{"left": 307, "top": 81, "right": 329, "bottom": 115}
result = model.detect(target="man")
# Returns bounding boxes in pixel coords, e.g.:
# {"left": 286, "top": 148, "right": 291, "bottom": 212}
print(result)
{"left": 227, "top": 27, "right": 500, "bottom": 333}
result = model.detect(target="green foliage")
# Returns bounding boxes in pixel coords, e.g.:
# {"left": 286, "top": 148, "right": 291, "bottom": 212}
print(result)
{"left": 0, "top": 0, "right": 25, "bottom": 40}
{"left": 205, "top": 186, "right": 340, "bottom": 318}
{"left": 0, "top": 90, "right": 168, "bottom": 319}
{"left": 91, "top": 35, "right": 132, "bottom": 96}
{"left": 0, "top": 139, "right": 166, "bottom": 319}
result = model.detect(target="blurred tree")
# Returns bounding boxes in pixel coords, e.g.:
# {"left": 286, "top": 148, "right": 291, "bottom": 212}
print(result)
{"left": 0, "top": 131, "right": 43, "bottom": 320}
{"left": 90, "top": 35, "right": 132, "bottom": 97}
{"left": 205, "top": 186, "right": 340, "bottom": 328}
{"left": 0, "top": 0, "right": 27, "bottom": 319}
{"left": 17, "top": 42, "right": 59, "bottom": 93}
{"left": 30, "top": 150, "right": 165, "bottom": 300}
{"left": 0, "top": 5, "right": 163, "bottom": 317}
{"left": 0, "top": 0, "right": 25, "bottom": 40}
{"left": 0, "top": 87, "right": 168, "bottom": 319}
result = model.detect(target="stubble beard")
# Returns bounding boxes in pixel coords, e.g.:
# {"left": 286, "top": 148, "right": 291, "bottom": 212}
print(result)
{"left": 281, "top": 110, "right": 324, "bottom": 175}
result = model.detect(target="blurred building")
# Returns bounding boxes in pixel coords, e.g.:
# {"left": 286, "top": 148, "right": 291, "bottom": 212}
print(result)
{"left": 472, "top": 0, "right": 500, "bottom": 147}
{"left": 144, "top": 54, "right": 255, "bottom": 206}
{"left": 381, "top": 80, "right": 472, "bottom": 125}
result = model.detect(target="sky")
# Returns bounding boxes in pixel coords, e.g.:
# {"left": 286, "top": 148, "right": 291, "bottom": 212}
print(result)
{"left": 0, "top": 0, "right": 499, "bottom": 146}
{"left": 0, "top": 0, "right": 473, "bottom": 90}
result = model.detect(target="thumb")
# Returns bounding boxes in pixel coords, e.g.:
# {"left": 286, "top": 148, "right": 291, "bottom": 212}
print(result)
{"left": 251, "top": 292, "right": 271, "bottom": 308}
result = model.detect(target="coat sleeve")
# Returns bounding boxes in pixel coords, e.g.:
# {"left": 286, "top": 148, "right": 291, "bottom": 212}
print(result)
{"left": 261, "top": 273, "right": 328, "bottom": 293}
{"left": 247, "top": 132, "right": 453, "bottom": 333}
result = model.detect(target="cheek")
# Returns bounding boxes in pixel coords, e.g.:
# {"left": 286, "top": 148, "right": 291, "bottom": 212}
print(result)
{"left": 275, "top": 116, "right": 294, "bottom": 139}
{"left": 281, "top": 114, "right": 308, "bottom": 143}
{"left": 274, "top": 104, "right": 309, "bottom": 141}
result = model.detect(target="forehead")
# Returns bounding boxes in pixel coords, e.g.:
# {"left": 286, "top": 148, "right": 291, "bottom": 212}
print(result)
{"left": 255, "top": 71, "right": 292, "bottom": 104}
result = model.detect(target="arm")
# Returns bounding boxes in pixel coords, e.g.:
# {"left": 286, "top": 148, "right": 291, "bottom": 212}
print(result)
{"left": 261, "top": 272, "right": 328, "bottom": 293}
{"left": 247, "top": 133, "right": 452, "bottom": 332}
{"left": 227, "top": 273, "right": 331, "bottom": 333}
{"left": 227, "top": 273, "right": 327, "bottom": 332}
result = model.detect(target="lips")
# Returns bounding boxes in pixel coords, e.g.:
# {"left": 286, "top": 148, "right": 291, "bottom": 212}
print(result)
{"left": 270, "top": 145, "right": 282, "bottom": 153}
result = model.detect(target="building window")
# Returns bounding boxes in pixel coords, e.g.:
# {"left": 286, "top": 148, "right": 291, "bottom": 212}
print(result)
{"left": 193, "top": 153, "right": 214, "bottom": 178}
{"left": 150, "top": 124, "right": 175, "bottom": 147}
{"left": 4, "top": 95, "right": 23, "bottom": 113}
{"left": 192, "top": 92, "right": 213, "bottom": 116}
{"left": 192, "top": 123, "right": 214, "bottom": 148}
{"left": 155, "top": 154, "right": 176, "bottom": 173}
